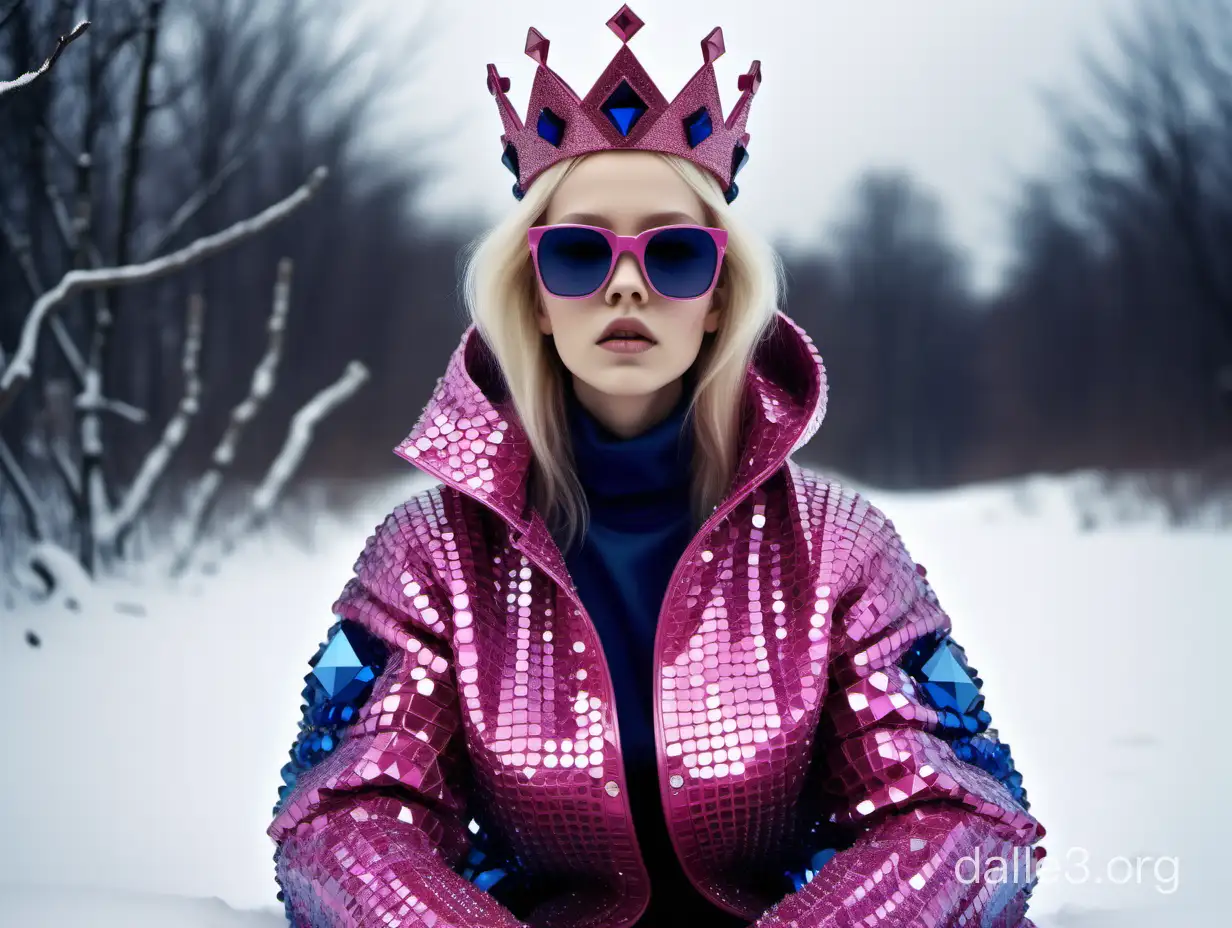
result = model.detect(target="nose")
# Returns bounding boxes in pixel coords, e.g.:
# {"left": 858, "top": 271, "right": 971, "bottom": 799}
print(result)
{"left": 603, "top": 251, "right": 648, "bottom": 306}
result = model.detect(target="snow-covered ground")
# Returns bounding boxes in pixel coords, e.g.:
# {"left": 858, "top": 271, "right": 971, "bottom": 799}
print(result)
{"left": 0, "top": 471, "right": 1223, "bottom": 927}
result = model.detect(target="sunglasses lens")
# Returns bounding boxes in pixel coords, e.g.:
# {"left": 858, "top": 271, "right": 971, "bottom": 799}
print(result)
{"left": 536, "top": 227, "right": 612, "bottom": 297}
{"left": 645, "top": 227, "right": 718, "bottom": 299}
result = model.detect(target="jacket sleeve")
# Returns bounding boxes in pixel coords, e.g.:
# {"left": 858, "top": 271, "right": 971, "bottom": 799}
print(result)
{"left": 755, "top": 494, "right": 1047, "bottom": 928}
{"left": 267, "top": 505, "right": 528, "bottom": 928}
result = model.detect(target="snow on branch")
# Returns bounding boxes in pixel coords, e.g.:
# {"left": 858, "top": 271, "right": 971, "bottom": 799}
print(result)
{"left": 171, "top": 259, "right": 294, "bottom": 572}
{"left": 0, "top": 165, "right": 328, "bottom": 419}
{"left": 218, "top": 360, "right": 370, "bottom": 553}
{"left": 0, "top": 20, "right": 89, "bottom": 98}
{"left": 96, "top": 293, "right": 205, "bottom": 548}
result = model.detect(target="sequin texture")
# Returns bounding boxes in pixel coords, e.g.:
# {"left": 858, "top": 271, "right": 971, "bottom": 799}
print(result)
{"left": 267, "top": 311, "right": 1046, "bottom": 927}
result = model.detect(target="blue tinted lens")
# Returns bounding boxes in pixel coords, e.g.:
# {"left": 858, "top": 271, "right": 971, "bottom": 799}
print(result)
{"left": 537, "top": 227, "right": 612, "bottom": 297}
{"left": 644, "top": 228, "right": 718, "bottom": 299}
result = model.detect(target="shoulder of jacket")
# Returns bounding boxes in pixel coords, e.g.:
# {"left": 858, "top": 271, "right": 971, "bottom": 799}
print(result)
{"left": 789, "top": 462, "right": 898, "bottom": 551}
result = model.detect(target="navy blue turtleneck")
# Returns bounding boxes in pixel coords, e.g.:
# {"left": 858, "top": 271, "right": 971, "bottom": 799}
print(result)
{"left": 560, "top": 372, "right": 749, "bottom": 928}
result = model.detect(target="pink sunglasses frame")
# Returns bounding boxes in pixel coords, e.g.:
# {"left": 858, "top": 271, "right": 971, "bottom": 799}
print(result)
{"left": 527, "top": 223, "right": 729, "bottom": 301}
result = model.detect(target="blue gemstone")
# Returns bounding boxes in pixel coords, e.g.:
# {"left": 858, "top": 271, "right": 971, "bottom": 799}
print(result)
{"left": 501, "top": 142, "right": 519, "bottom": 178}
{"left": 810, "top": 848, "right": 837, "bottom": 870}
{"left": 512, "top": 182, "right": 524, "bottom": 201}
{"left": 723, "top": 182, "right": 739, "bottom": 204}
{"left": 683, "top": 107, "right": 713, "bottom": 148}
{"left": 731, "top": 144, "right": 749, "bottom": 179}
{"left": 537, "top": 108, "right": 566, "bottom": 147}
{"left": 474, "top": 868, "right": 508, "bottom": 891}
{"left": 914, "top": 638, "right": 981, "bottom": 714}
{"left": 311, "top": 622, "right": 383, "bottom": 703}
{"left": 601, "top": 79, "right": 647, "bottom": 136}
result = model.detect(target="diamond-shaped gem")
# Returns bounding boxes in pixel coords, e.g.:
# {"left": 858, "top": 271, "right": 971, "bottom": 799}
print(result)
{"left": 601, "top": 79, "right": 647, "bottom": 136}
{"left": 537, "top": 107, "right": 566, "bottom": 147}
{"left": 524, "top": 27, "right": 549, "bottom": 65}
{"left": 683, "top": 107, "right": 712, "bottom": 148}
{"left": 606, "top": 5, "right": 644, "bottom": 43}
{"left": 918, "top": 639, "right": 980, "bottom": 714}
{"left": 731, "top": 144, "right": 749, "bottom": 179}
{"left": 701, "top": 27, "right": 725, "bottom": 65}
{"left": 501, "top": 142, "right": 520, "bottom": 179}
{"left": 311, "top": 622, "right": 382, "bottom": 703}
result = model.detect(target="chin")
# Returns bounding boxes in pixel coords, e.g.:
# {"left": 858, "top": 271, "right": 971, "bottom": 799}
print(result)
{"left": 578, "top": 365, "right": 671, "bottom": 397}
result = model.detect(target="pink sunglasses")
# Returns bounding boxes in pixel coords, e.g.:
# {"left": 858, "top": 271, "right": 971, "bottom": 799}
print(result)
{"left": 528, "top": 223, "right": 728, "bottom": 301}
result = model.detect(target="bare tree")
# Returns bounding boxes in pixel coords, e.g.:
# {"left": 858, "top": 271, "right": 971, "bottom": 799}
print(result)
{"left": 0, "top": 15, "right": 86, "bottom": 97}
{"left": 0, "top": 4, "right": 378, "bottom": 596}
{"left": 1058, "top": 0, "right": 1232, "bottom": 405}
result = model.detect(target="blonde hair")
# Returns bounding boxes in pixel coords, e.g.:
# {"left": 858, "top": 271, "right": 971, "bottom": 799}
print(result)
{"left": 459, "top": 152, "right": 784, "bottom": 553}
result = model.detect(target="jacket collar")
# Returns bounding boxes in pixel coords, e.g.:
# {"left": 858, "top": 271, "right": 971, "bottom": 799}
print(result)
{"left": 394, "top": 310, "right": 828, "bottom": 540}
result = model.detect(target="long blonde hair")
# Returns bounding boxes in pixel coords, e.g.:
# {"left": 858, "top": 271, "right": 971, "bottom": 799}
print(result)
{"left": 459, "top": 152, "right": 784, "bottom": 553}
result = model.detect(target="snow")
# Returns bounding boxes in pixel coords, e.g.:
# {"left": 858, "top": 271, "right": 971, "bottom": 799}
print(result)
{"left": 0, "top": 471, "right": 1223, "bottom": 927}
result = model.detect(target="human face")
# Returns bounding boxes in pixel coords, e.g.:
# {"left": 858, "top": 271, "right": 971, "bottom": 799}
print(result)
{"left": 535, "top": 151, "right": 723, "bottom": 438}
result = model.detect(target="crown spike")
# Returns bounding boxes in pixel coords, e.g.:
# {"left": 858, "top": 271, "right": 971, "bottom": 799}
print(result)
{"left": 606, "top": 5, "right": 644, "bottom": 44}
{"left": 737, "top": 60, "right": 762, "bottom": 94}
{"left": 524, "top": 27, "right": 549, "bottom": 65}
{"left": 486, "top": 64, "right": 510, "bottom": 95}
{"left": 701, "top": 27, "right": 725, "bottom": 65}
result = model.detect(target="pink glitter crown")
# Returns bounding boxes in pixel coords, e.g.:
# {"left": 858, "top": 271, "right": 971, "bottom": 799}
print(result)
{"left": 486, "top": 4, "right": 761, "bottom": 204}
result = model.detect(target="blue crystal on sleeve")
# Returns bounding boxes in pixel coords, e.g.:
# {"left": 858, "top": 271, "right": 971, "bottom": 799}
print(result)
{"left": 271, "top": 618, "right": 388, "bottom": 816}
{"left": 900, "top": 632, "right": 1031, "bottom": 810}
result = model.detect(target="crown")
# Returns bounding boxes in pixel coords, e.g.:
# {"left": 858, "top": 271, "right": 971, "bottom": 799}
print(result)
{"left": 486, "top": 4, "right": 761, "bottom": 204}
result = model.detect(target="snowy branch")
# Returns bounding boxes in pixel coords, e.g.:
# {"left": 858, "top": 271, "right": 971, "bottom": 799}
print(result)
{"left": 0, "top": 435, "right": 49, "bottom": 541}
{"left": 171, "top": 259, "right": 294, "bottom": 572}
{"left": 218, "top": 360, "right": 370, "bottom": 554}
{"left": 0, "top": 165, "right": 328, "bottom": 419}
{"left": 0, "top": 207, "right": 87, "bottom": 385}
{"left": 97, "top": 293, "right": 205, "bottom": 548}
{"left": 140, "top": 148, "right": 252, "bottom": 260}
{"left": 0, "top": 20, "right": 89, "bottom": 98}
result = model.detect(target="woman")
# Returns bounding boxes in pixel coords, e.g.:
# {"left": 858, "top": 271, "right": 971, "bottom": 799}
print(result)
{"left": 267, "top": 8, "right": 1045, "bottom": 927}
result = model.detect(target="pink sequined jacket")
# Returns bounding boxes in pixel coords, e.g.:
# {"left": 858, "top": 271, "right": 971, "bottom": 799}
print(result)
{"left": 267, "top": 311, "right": 1046, "bottom": 927}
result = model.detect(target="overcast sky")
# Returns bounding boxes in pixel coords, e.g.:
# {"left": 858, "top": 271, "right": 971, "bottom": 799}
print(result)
{"left": 369, "top": 0, "right": 1134, "bottom": 294}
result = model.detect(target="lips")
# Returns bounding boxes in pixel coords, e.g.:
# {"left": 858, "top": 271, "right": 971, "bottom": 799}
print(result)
{"left": 599, "top": 333, "right": 653, "bottom": 343}
{"left": 598, "top": 317, "right": 656, "bottom": 343}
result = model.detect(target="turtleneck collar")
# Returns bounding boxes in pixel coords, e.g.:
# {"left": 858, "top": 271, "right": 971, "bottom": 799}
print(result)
{"left": 565, "top": 371, "right": 695, "bottom": 503}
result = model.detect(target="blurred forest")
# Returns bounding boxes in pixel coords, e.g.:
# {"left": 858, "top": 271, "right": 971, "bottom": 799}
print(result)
{"left": 2, "top": 0, "right": 1231, "bottom": 582}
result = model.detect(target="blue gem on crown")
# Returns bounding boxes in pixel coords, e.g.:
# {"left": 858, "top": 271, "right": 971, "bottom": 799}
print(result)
{"left": 683, "top": 107, "right": 713, "bottom": 148}
{"left": 537, "top": 107, "right": 567, "bottom": 147}
{"left": 601, "top": 79, "right": 648, "bottom": 137}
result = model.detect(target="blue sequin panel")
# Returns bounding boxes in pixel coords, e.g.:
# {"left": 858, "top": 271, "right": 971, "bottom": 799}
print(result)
{"left": 272, "top": 617, "right": 389, "bottom": 818}
{"left": 900, "top": 631, "right": 1031, "bottom": 809}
